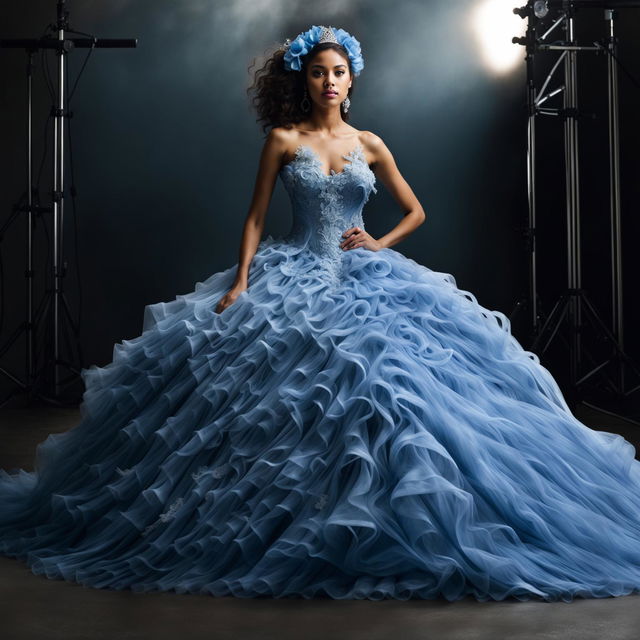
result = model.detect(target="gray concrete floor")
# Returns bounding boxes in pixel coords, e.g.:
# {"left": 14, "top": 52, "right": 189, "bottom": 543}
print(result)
{"left": 1, "top": 405, "right": 640, "bottom": 640}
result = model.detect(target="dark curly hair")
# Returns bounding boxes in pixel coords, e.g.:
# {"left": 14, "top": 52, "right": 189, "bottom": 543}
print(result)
{"left": 247, "top": 41, "right": 356, "bottom": 135}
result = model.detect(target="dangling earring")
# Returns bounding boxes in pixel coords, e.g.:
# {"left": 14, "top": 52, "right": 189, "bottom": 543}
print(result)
{"left": 301, "top": 87, "right": 311, "bottom": 113}
{"left": 341, "top": 95, "right": 351, "bottom": 113}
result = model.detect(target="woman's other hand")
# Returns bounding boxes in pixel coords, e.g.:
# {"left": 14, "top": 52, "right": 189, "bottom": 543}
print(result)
{"left": 215, "top": 284, "right": 247, "bottom": 313}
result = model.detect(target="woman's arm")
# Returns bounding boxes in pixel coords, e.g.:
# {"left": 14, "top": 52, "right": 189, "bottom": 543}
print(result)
{"left": 342, "top": 132, "right": 426, "bottom": 252}
{"left": 215, "top": 129, "right": 285, "bottom": 312}
{"left": 232, "top": 129, "right": 286, "bottom": 286}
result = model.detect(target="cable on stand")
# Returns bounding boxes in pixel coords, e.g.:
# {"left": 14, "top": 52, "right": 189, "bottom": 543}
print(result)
{"left": 0, "top": 0, "right": 137, "bottom": 408}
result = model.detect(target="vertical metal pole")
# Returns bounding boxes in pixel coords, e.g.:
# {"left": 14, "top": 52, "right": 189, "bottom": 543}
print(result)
{"left": 570, "top": 14, "right": 582, "bottom": 372}
{"left": 563, "top": 9, "right": 581, "bottom": 389}
{"left": 606, "top": 8, "right": 624, "bottom": 391}
{"left": 53, "top": 9, "right": 65, "bottom": 397}
{"left": 525, "top": 14, "right": 538, "bottom": 330}
{"left": 26, "top": 51, "right": 34, "bottom": 395}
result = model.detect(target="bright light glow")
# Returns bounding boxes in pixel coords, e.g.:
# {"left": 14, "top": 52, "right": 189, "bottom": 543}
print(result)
{"left": 471, "top": 0, "right": 527, "bottom": 75}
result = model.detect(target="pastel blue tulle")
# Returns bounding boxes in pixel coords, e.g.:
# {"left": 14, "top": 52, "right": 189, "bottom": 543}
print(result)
{"left": 2, "top": 141, "right": 640, "bottom": 602}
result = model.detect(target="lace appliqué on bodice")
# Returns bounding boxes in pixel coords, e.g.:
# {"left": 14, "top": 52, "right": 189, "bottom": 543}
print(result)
{"left": 279, "top": 142, "right": 378, "bottom": 289}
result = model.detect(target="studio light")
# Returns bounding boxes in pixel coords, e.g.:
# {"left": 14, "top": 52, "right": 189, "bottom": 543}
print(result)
{"left": 472, "top": 0, "right": 527, "bottom": 75}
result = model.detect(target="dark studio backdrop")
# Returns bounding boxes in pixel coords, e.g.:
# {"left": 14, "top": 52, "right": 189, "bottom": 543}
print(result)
{"left": 0, "top": 0, "right": 639, "bottom": 411}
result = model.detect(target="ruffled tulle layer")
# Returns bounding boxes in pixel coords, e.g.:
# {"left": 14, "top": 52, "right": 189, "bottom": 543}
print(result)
{"left": 2, "top": 235, "right": 640, "bottom": 602}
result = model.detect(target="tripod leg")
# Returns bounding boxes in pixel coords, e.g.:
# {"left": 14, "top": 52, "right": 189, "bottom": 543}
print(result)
{"left": 582, "top": 293, "right": 640, "bottom": 383}
{"left": 531, "top": 293, "right": 571, "bottom": 354}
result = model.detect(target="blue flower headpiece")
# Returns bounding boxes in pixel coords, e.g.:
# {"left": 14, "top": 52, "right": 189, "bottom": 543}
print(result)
{"left": 282, "top": 25, "right": 364, "bottom": 77}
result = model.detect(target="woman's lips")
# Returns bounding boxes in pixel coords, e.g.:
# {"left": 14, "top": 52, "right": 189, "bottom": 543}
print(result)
{"left": 322, "top": 92, "right": 338, "bottom": 97}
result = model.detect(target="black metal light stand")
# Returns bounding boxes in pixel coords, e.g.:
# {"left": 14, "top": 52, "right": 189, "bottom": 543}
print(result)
{"left": 0, "top": 0, "right": 137, "bottom": 407}
{"left": 512, "top": 0, "right": 640, "bottom": 422}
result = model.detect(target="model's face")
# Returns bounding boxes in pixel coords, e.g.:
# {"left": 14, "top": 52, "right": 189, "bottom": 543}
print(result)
{"left": 306, "top": 49, "right": 352, "bottom": 109}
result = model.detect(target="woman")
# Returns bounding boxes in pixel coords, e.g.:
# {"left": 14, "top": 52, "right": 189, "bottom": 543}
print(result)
{"left": 2, "top": 24, "right": 640, "bottom": 603}
{"left": 214, "top": 29, "right": 424, "bottom": 315}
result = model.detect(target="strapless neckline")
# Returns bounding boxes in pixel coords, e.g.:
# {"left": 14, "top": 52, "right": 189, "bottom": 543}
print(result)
{"left": 280, "top": 142, "right": 373, "bottom": 179}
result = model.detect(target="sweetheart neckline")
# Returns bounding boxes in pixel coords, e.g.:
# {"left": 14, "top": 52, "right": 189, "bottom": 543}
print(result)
{"left": 280, "top": 142, "right": 371, "bottom": 178}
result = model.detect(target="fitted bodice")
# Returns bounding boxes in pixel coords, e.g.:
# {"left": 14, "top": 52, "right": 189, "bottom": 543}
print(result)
{"left": 279, "top": 143, "right": 378, "bottom": 284}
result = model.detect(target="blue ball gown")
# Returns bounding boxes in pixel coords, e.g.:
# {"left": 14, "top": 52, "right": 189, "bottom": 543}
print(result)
{"left": 2, "top": 141, "right": 640, "bottom": 603}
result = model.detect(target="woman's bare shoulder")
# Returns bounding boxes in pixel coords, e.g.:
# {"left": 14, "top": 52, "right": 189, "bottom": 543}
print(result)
{"left": 357, "top": 130, "right": 387, "bottom": 166}
{"left": 358, "top": 129, "right": 384, "bottom": 150}
{"left": 269, "top": 125, "right": 300, "bottom": 144}
{"left": 266, "top": 126, "right": 303, "bottom": 167}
